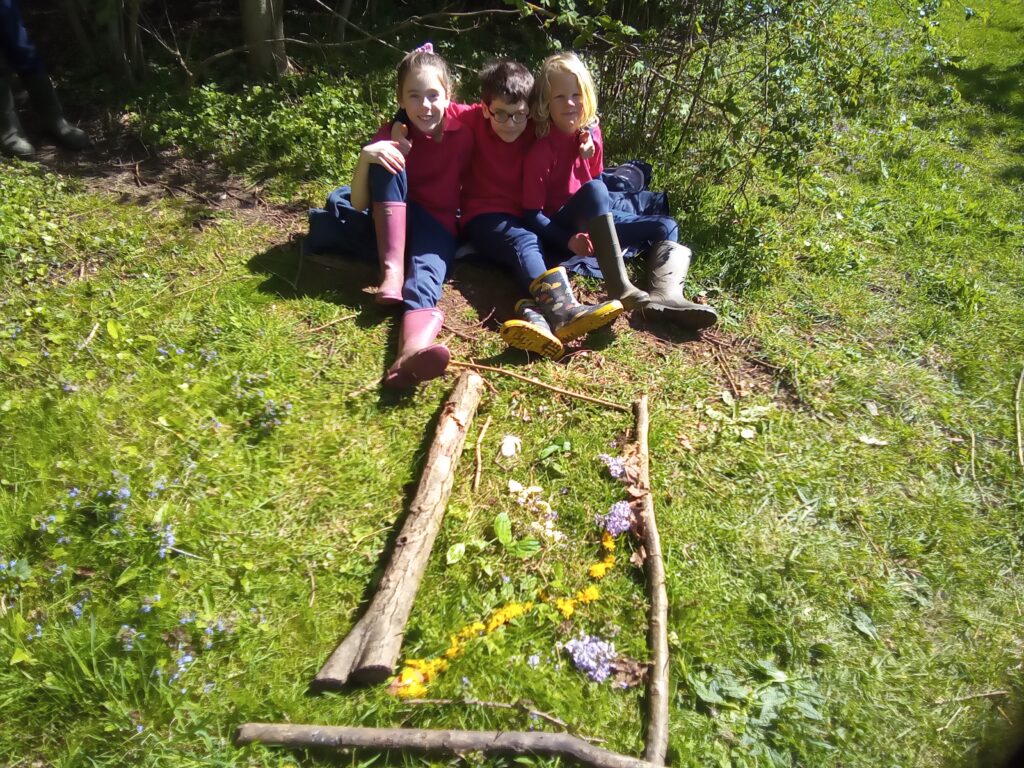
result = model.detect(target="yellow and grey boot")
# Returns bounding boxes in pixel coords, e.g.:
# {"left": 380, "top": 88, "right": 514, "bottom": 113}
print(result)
{"left": 500, "top": 299, "right": 564, "bottom": 358}
{"left": 1, "top": 77, "right": 34, "bottom": 158}
{"left": 530, "top": 266, "right": 623, "bottom": 343}
{"left": 644, "top": 240, "right": 718, "bottom": 329}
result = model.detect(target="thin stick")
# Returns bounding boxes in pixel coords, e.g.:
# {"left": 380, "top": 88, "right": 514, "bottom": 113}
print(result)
{"left": 307, "top": 563, "right": 316, "bottom": 608}
{"left": 712, "top": 345, "right": 740, "bottom": 399}
{"left": 235, "top": 723, "right": 655, "bottom": 768}
{"left": 77, "top": 322, "right": 100, "bottom": 351}
{"left": 853, "top": 516, "right": 890, "bottom": 577}
{"left": 472, "top": 415, "right": 492, "bottom": 492}
{"left": 934, "top": 690, "right": 1008, "bottom": 705}
{"left": 1015, "top": 366, "right": 1023, "bottom": 467}
{"left": 442, "top": 323, "right": 479, "bottom": 342}
{"left": 307, "top": 314, "right": 357, "bottom": 334}
{"left": 633, "top": 395, "right": 669, "bottom": 765}
{"left": 449, "top": 361, "right": 629, "bottom": 413}
{"left": 401, "top": 697, "right": 582, "bottom": 737}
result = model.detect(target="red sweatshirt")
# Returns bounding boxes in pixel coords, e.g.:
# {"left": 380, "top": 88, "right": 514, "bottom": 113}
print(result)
{"left": 446, "top": 102, "right": 536, "bottom": 225}
{"left": 373, "top": 103, "right": 474, "bottom": 235}
{"left": 522, "top": 124, "right": 604, "bottom": 216}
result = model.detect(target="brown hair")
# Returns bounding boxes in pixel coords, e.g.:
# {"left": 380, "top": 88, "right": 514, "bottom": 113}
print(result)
{"left": 396, "top": 49, "right": 454, "bottom": 99}
{"left": 478, "top": 59, "right": 533, "bottom": 106}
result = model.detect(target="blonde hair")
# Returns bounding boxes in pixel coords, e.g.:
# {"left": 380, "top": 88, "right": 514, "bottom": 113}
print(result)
{"left": 530, "top": 52, "right": 598, "bottom": 137}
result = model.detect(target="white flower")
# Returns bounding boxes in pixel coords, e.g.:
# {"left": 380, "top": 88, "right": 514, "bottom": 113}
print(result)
{"left": 499, "top": 435, "right": 522, "bottom": 458}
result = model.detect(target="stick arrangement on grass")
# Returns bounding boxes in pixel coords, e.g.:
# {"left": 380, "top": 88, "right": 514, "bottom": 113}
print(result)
{"left": 240, "top": 375, "right": 673, "bottom": 767}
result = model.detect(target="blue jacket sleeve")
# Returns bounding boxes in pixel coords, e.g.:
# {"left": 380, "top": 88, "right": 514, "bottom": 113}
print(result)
{"left": 523, "top": 209, "right": 574, "bottom": 251}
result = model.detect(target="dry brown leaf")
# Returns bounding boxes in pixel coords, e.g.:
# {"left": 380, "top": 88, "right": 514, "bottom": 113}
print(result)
{"left": 610, "top": 656, "right": 648, "bottom": 689}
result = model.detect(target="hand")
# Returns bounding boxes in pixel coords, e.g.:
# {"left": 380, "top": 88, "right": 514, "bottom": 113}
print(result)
{"left": 361, "top": 140, "right": 406, "bottom": 175}
{"left": 578, "top": 129, "right": 595, "bottom": 159}
{"left": 390, "top": 122, "right": 412, "bottom": 155}
{"left": 568, "top": 232, "right": 593, "bottom": 256}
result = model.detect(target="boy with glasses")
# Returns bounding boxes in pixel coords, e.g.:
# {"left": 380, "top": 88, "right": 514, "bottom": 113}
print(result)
{"left": 442, "top": 60, "right": 621, "bottom": 357}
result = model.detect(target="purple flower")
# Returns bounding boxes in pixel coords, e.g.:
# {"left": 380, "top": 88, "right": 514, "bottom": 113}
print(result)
{"left": 598, "top": 454, "right": 626, "bottom": 479}
{"left": 527, "top": 654, "right": 541, "bottom": 668}
{"left": 564, "top": 634, "right": 617, "bottom": 682}
{"left": 596, "top": 501, "right": 633, "bottom": 536}
{"left": 157, "top": 524, "right": 175, "bottom": 558}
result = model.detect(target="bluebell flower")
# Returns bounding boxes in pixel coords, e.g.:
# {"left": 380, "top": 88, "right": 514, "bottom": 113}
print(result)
{"left": 26, "top": 623, "right": 43, "bottom": 641}
{"left": 598, "top": 454, "right": 626, "bottom": 479}
{"left": 68, "top": 488, "right": 80, "bottom": 498}
{"left": 527, "top": 654, "right": 540, "bottom": 668}
{"left": 564, "top": 634, "right": 617, "bottom": 682}
{"left": 596, "top": 501, "right": 634, "bottom": 536}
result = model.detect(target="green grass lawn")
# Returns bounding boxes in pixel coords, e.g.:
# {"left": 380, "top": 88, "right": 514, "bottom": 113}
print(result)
{"left": 2, "top": 2, "right": 1023, "bottom": 766}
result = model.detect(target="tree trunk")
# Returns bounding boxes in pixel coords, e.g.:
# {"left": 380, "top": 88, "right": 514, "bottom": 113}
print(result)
{"left": 240, "top": 0, "right": 291, "bottom": 79}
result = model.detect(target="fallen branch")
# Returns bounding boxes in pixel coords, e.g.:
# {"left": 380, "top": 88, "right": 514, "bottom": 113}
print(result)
{"left": 313, "top": 371, "right": 485, "bottom": 688}
{"left": 633, "top": 395, "right": 670, "bottom": 765}
{"left": 1015, "top": 366, "right": 1023, "bottom": 468}
{"left": 449, "top": 360, "right": 629, "bottom": 413}
{"left": 235, "top": 723, "right": 655, "bottom": 768}
{"left": 472, "top": 414, "right": 492, "bottom": 492}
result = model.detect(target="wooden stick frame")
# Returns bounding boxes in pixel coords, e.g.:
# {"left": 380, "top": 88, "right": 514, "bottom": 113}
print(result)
{"left": 243, "top": 383, "right": 671, "bottom": 766}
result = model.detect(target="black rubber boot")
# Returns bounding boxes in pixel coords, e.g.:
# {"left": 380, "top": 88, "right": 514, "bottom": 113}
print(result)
{"left": 1, "top": 77, "right": 34, "bottom": 158}
{"left": 500, "top": 299, "right": 565, "bottom": 359}
{"left": 588, "top": 212, "right": 649, "bottom": 309}
{"left": 643, "top": 240, "right": 718, "bottom": 330}
{"left": 23, "top": 72, "right": 90, "bottom": 151}
{"left": 530, "top": 266, "right": 623, "bottom": 343}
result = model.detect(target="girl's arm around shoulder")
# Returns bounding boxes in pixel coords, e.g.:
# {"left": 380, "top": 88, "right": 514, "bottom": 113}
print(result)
{"left": 350, "top": 138, "right": 405, "bottom": 211}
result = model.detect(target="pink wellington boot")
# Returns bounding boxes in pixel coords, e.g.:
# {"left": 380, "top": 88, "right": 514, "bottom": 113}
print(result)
{"left": 382, "top": 308, "right": 450, "bottom": 388}
{"left": 373, "top": 202, "right": 406, "bottom": 305}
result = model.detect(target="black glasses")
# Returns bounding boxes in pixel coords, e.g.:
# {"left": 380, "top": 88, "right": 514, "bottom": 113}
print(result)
{"left": 491, "top": 109, "right": 529, "bottom": 125}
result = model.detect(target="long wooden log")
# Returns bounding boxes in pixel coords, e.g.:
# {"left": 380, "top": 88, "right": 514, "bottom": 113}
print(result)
{"left": 235, "top": 723, "right": 656, "bottom": 768}
{"left": 313, "top": 371, "right": 485, "bottom": 689}
{"left": 634, "top": 395, "right": 670, "bottom": 764}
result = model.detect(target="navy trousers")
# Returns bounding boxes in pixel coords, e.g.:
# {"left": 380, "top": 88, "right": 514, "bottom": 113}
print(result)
{"left": 0, "top": 0, "right": 44, "bottom": 76}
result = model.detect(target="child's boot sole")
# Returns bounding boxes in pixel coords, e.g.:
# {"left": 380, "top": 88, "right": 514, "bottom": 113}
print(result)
{"left": 500, "top": 320, "right": 564, "bottom": 359}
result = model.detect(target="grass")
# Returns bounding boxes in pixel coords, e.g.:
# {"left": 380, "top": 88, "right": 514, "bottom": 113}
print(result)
{"left": 2, "top": 1, "right": 1023, "bottom": 766}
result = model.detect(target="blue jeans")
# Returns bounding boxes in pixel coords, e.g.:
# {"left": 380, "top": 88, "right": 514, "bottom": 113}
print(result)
{"left": 612, "top": 210, "right": 679, "bottom": 250}
{"left": 550, "top": 179, "right": 610, "bottom": 237}
{"left": 463, "top": 213, "right": 548, "bottom": 291}
{"left": 0, "top": 0, "right": 44, "bottom": 76}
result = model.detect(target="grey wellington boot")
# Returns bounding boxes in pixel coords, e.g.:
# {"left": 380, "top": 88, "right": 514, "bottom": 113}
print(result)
{"left": 644, "top": 240, "right": 718, "bottom": 330}
{"left": 24, "top": 72, "right": 90, "bottom": 151}
{"left": 1, "top": 78, "right": 34, "bottom": 158}
{"left": 587, "top": 212, "right": 649, "bottom": 309}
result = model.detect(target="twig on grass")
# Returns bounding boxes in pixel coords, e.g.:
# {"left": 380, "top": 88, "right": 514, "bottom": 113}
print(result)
{"left": 934, "top": 690, "right": 1008, "bottom": 705}
{"left": 77, "top": 322, "right": 100, "bottom": 351}
{"left": 711, "top": 345, "right": 741, "bottom": 400}
{"left": 167, "top": 546, "right": 205, "bottom": 560}
{"left": 306, "top": 314, "right": 357, "bottom": 334}
{"left": 472, "top": 414, "right": 492, "bottom": 492}
{"left": 449, "top": 360, "right": 630, "bottom": 413}
{"left": 400, "top": 697, "right": 589, "bottom": 738}
{"left": 937, "top": 705, "right": 964, "bottom": 733}
{"left": 853, "top": 516, "right": 890, "bottom": 577}
{"left": 1015, "top": 366, "right": 1023, "bottom": 467}
{"left": 441, "top": 323, "right": 480, "bottom": 342}
{"left": 307, "top": 563, "right": 316, "bottom": 608}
